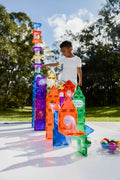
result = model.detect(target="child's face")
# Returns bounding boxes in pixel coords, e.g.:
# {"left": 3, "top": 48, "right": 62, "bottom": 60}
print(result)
{"left": 61, "top": 47, "right": 72, "bottom": 57}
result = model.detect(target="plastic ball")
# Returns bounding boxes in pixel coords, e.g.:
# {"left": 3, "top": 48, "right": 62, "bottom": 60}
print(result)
{"left": 115, "top": 141, "right": 119, "bottom": 144}
{"left": 109, "top": 142, "right": 117, "bottom": 151}
{"left": 116, "top": 141, "right": 120, "bottom": 149}
{"left": 103, "top": 138, "right": 109, "bottom": 143}
{"left": 100, "top": 139, "right": 108, "bottom": 144}
{"left": 109, "top": 139, "right": 116, "bottom": 143}
{"left": 101, "top": 142, "right": 109, "bottom": 150}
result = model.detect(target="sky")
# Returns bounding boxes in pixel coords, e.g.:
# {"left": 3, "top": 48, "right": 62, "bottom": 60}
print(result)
{"left": 0, "top": 0, "right": 106, "bottom": 48}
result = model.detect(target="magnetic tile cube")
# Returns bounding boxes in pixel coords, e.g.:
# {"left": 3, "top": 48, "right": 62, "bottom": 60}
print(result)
{"left": 36, "top": 89, "right": 46, "bottom": 99}
{"left": 35, "top": 120, "right": 45, "bottom": 131}
{"left": 36, "top": 109, "right": 46, "bottom": 120}
{"left": 36, "top": 77, "right": 47, "bottom": 88}
{"left": 35, "top": 99, "right": 46, "bottom": 110}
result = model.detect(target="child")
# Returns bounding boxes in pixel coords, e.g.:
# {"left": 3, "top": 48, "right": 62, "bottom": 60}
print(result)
{"left": 41, "top": 40, "right": 82, "bottom": 87}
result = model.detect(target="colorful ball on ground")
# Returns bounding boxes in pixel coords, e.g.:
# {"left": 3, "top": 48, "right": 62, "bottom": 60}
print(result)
{"left": 115, "top": 141, "right": 119, "bottom": 145}
{"left": 109, "top": 140, "right": 116, "bottom": 143}
{"left": 116, "top": 141, "right": 120, "bottom": 149}
{"left": 100, "top": 139, "right": 108, "bottom": 144}
{"left": 101, "top": 141, "right": 109, "bottom": 150}
{"left": 109, "top": 142, "right": 117, "bottom": 151}
{"left": 103, "top": 138, "right": 109, "bottom": 143}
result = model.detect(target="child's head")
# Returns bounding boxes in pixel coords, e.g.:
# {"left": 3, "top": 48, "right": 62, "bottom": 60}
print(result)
{"left": 60, "top": 40, "right": 73, "bottom": 57}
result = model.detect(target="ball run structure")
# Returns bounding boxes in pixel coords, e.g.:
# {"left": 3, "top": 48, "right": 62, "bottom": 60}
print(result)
{"left": 32, "top": 22, "right": 94, "bottom": 157}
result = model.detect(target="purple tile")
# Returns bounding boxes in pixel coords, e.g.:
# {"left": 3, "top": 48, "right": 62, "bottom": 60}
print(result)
{"left": 33, "top": 63, "right": 43, "bottom": 68}
{"left": 36, "top": 77, "right": 47, "bottom": 88}
{"left": 35, "top": 99, "right": 46, "bottom": 110}
{"left": 33, "top": 47, "right": 42, "bottom": 51}
{"left": 36, "top": 89, "right": 46, "bottom": 99}
{"left": 36, "top": 110, "right": 46, "bottom": 120}
{"left": 35, "top": 120, "right": 45, "bottom": 131}
{"left": 60, "top": 97, "right": 66, "bottom": 106}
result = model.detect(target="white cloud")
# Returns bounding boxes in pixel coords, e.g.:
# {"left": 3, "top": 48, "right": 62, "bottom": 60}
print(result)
{"left": 47, "top": 8, "right": 96, "bottom": 41}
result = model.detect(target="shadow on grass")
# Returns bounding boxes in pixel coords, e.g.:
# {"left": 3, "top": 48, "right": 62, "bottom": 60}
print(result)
{"left": 86, "top": 106, "right": 120, "bottom": 118}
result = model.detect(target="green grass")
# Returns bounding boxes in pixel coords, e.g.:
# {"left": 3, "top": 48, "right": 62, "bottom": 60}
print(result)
{"left": 0, "top": 106, "right": 120, "bottom": 122}
{"left": 86, "top": 106, "right": 120, "bottom": 121}
{"left": 0, "top": 106, "right": 32, "bottom": 121}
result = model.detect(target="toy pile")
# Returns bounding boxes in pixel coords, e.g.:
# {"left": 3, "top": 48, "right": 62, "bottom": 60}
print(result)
{"left": 100, "top": 138, "right": 120, "bottom": 151}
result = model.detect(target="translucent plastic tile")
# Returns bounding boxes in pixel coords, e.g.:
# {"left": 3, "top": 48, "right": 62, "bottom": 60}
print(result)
{"left": 35, "top": 120, "right": 45, "bottom": 131}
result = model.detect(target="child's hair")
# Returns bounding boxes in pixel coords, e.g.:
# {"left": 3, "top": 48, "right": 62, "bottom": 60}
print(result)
{"left": 60, "top": 40, "right": 72, "bottom": 48}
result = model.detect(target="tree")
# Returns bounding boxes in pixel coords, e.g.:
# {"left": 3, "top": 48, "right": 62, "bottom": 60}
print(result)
{"left": 52, "top": 0, "right": 120, "bottom": 107}
{"left": 0, "top": 5, "right": 34, "bottom": 109}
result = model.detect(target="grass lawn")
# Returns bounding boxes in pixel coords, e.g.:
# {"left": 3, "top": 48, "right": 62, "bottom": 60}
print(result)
{"left": 0, "top": 106, "right": 120, "bottom": 122}
{"left": 0, "top": 106, "right": 32, "bottom": 122}
{"left": 86, "top": 106, "right": 120, "bottom": 121}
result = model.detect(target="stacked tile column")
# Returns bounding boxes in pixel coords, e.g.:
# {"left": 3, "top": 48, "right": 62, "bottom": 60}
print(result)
{"left": 32, "top": 22, "right": 46, "bottom": 130}
{"left": 35, "top": 76, "right": 46, "bottom": 130}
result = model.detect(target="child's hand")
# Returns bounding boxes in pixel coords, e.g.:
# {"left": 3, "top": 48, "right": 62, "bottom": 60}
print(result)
{"left": 41, "top": 64, "right": 46, "bottom": 68}
{"left": 77, "top": 82, "right": 82, "bottom": 87}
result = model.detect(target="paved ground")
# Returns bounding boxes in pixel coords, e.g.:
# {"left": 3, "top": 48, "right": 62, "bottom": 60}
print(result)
{"left": 0, "top": 121, "right": 120, "bottom": 180}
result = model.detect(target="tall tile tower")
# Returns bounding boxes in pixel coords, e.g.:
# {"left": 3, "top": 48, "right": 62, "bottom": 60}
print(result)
{"left": 32, "top": 23, "right": 46, "bottom": 130}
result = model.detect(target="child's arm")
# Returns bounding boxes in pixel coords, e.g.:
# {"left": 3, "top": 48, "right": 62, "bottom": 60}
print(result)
{"left": 77, "top": 67, "right": 82, "bottom": 86}
{"left": 41, "top": 62, "right": 59, "bottom": 68}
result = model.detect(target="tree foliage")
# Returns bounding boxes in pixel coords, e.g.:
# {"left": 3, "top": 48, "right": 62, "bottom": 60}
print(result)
{"left": 52, "top": 0, "right": 120, "bottom": 107}
{"left": 0, "top": 5, "right": 34, "bottom": 109}
{"left": 81, "top": 0, "right": 120, "bottom": 106}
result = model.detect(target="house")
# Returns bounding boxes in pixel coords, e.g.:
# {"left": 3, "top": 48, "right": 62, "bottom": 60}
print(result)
{"left": 73, "top": 86, "right": 85, "bottom": 132}
{"left": 58, "top": 96, "right": 85, "bottom": 136}
{"left": 63, "top": 80, "right": 76, "bottom": 97}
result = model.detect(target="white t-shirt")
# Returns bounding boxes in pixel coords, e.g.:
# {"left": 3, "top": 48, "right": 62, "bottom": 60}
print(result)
{"left": 59, "top": 56, "right": 82, "bottom": 86}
